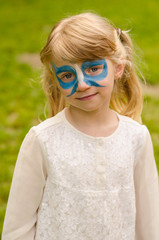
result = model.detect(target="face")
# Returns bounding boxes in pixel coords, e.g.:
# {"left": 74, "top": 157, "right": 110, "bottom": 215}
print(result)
{"left": 52, "top": 58, "right": 117, "bottom": 112}
{"left": 52, "top": 59, "right": 108, "bottom": 97}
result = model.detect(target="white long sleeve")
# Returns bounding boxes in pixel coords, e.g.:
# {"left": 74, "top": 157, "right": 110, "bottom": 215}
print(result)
{"left": 2, "top": 109, "right": 159, "bottom": 240}
{"left": 2, "top": 128, "right": 48, "bottom": 240}
{"left": 134, "top": 127, "right": 159, "bottom": 239}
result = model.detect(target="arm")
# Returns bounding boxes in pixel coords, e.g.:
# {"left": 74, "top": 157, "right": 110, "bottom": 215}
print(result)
{"left": 134, "top": 127, "right": 159, "bottom": 240}
{"left": 2, "top": 127, "right": 48, "bottom": 240}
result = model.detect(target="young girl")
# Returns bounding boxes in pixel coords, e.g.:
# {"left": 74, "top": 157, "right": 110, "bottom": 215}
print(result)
{"left": 2, "top": 12, "right": 159, "bottom": 240}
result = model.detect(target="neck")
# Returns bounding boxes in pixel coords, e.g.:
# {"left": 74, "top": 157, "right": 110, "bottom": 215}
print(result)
{"left": 65, "top": 105, "right": 119, "bottom": 137}
{"left": 68, "top": 105, "right": 112, "bottom": 125}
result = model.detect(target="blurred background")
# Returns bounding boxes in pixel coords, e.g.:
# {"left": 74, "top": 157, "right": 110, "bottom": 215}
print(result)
{"left": 0, "top": 0, "right": 159, "bottom": 236}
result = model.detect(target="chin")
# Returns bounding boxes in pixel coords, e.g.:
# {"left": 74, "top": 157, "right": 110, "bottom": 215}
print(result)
{"left": 71, "top": 103, "right": 101, "bottom": 113}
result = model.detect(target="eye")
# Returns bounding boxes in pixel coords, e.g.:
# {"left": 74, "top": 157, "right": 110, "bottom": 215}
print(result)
{"left": 63, "top": 73, "right": 73, "bottom": 79}
{"left": 58, "top": 72, "right": 75, "bottom": 82}
{"left": 85, "top": 65, "right": 104, "bottom": 76}
{"left": 90, "top": 67, "right": 98, "bottom": 73}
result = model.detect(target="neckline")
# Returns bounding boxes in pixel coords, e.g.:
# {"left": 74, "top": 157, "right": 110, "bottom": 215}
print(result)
{"left": 60, "top": 108, "right": 122, "bottom": 140}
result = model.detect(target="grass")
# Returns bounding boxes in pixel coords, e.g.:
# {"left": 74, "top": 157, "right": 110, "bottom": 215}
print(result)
{"left": 0, "top": 0, "right": 159, "bottom": 237}
{"left": 142, "top": 95, "right": 159, "bottom": 170}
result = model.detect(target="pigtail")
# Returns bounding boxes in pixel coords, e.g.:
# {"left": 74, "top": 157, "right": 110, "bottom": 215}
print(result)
{"left": 110, "top": 30, "right": 143, "bottom": 123}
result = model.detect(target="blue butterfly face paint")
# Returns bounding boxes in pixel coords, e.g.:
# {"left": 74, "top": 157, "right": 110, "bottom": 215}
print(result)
{"left": 52, "top": 59, "right": 108, "bottom": 97}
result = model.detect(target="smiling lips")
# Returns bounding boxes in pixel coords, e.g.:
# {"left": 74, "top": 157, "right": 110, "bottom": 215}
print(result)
{"left": 76, "top": 93, "right": 98, "bottom": 101}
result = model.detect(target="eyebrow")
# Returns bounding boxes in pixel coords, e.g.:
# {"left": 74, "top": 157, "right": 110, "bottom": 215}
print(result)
{"left": 52, "top": 59, "right": 105, "bottom": 75}
{"left": 52, "top": 62, "right": 76, "bottom": 75}
{"left": 81, "top": 59, "right": 105, "bottom": 69}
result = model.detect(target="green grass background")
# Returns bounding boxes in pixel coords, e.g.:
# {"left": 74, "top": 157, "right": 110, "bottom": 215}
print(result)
{"left": 0, "top": 0, "right": 159, "bottom": 236}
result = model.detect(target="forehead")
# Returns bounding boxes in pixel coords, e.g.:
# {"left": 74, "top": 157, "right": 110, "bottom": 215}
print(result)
{"left": 52, "top": 57, "right": 77, "bottom": 68}
{"left": 52, "top": 58, "right": 106, "bottom": 68}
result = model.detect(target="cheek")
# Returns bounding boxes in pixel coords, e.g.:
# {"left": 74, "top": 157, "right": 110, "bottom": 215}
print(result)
{"left": 98, "top": 74, "right": 114, "bottom": 87}
{"left": 61, "top": 88, "right": 71, "bottom": 97}
{"left": 58, "top": 84, "right": 75, "bottom": 99}
{"left": 55, "top": 77, "right": 73, "bottom": 97}
{"left": 102, "top": 66, "right": 115, "bottom": 85}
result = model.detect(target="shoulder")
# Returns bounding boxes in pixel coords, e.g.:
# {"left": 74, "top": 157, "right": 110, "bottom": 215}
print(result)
{"left": 118, "top": 113, "right": 149, "bottom": 142}
{"left": 119, "top": 114, "right": 147, "bottom": 131}
{"left": 28, "top": 109, "right": 65, "bottom": 138}
{"left": 118, "top": 114, "right": 153, "bottom": 164}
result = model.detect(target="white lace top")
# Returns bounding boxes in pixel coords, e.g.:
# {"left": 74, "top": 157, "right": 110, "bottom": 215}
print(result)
{"left": 2, "top": 109, "right": 159, "bottom": 240}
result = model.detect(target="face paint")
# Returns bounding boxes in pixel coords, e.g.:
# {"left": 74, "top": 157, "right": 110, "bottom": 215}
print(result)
{"left": 52, "top": 62, "right": 77, "bottom": 89}
{"left": 81, "top": 59, "right": 108, "bottom": 87}
{"left": 52, "top": 59, "right": 108, "bottom": 97}
{"left": 74, "top": 64, "right": 84, "bottom": 86}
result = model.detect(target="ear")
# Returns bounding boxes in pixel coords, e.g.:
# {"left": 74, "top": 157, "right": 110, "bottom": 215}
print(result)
{"left": 114, "top": 61, "right": 125, "bottom": 80}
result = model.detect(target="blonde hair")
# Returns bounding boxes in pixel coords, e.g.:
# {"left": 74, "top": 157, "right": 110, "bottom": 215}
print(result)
{"left": 40, "top": 12, "right": 143, "bottom": 122}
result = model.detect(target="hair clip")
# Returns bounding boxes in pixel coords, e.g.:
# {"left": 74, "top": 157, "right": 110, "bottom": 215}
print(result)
{"left": 116, "top": 28, "right": 122, "bottom": 37}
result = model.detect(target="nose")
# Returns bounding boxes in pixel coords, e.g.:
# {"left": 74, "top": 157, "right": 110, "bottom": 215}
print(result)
{"left": 76, "top": 80, "right": 91, "bottom": 92}
{"left": 74, "top": 65, "right": 90, "bottom": 91}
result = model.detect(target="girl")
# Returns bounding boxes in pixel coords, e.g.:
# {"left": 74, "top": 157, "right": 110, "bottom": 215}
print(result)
{"left": 2, "top": 12, "right": 159, "bottom": 240}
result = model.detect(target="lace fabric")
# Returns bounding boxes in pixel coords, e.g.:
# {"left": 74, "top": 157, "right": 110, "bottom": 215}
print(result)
{"left": 35, "top": 112, "right": 145, "bottom": 240}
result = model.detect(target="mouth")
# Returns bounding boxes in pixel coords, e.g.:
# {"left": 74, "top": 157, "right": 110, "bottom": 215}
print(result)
{"left": 76, "top": 93, "right": 98, "bottom": 101}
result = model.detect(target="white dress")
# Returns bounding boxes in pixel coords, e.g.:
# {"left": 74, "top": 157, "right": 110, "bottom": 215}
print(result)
{"left": 2, "top": 109, "right": 159, "bottom": 240}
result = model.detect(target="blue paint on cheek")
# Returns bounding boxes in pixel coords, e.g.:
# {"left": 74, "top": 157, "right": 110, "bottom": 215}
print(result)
{"left": 67, "top": 81, "right": 79, "bottom": 97}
